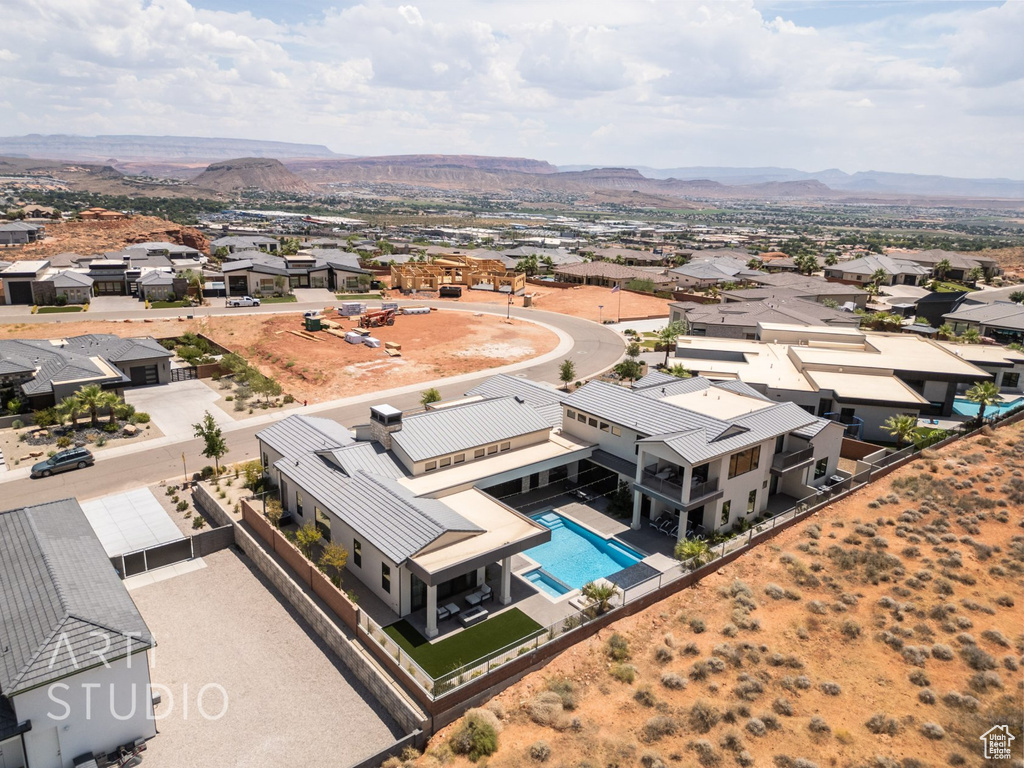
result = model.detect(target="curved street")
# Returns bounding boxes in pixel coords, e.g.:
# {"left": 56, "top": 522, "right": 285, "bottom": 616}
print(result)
{"left": 0, "top": 297, "right": 628, "bottom": 508}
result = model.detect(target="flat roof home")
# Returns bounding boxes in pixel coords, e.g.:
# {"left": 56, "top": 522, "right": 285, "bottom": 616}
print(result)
{"left": 669, "top": 297, "right": 861, "bottom": 339}
{"left": 0, "top": 334, "right": 173, "bottom": 407}
{"left": 256, "top": 373, "right": 843, "bottom": 634}
{"left": 937, "top": 341, "right": 1024, "bottom": 393}
{"left": 209, "top": 235, "right": 280, "bottom": 254}
{"left": 0, "top": 221, "right": 45, "bottom": 246}
{"left": 221, "top": 250, "right": 370, "bottom": 296}
{"left": 672, "top": 325, "right": 992, "bottom": 439}
{"left": 0, "top": 499, "right": 155, "bottom": 768}
{"left": 0, "top": 261, "right": 50, "bottom": 305}
{"left": 942, "top": 301, "right": 1024, "bottom": 345}
{"left": 824, "top": 254, "right": 931, "bottom": 287}
{"left": 552, "top": 261, "right": 674, "bottom": 290}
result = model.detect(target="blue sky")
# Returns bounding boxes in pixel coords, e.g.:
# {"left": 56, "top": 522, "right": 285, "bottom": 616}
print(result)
{"left": 0, "top": 0, "right": 1021, "bottom": 178}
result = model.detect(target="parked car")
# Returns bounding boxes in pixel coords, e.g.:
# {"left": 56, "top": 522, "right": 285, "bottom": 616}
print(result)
{"left": 226, "top": 296, "right": 260, "bottom": 307}
{"left": 31, "top": 447, "right": 95, "bottom": 478}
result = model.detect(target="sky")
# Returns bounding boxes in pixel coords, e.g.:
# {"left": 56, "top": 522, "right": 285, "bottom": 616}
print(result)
{"left": 0, "top": 0, "right": 1022, "bottom": 178}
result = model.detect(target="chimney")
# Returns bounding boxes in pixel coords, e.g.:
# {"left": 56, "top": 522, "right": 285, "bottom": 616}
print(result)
{"left": 368, "top": 404, "right": 403, "bottom": 449}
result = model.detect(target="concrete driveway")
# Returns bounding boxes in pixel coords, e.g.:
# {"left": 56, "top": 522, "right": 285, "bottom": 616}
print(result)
{"left": 88, "top": 295, "right": 142, "bottom": 312}
{"left": 126, "top": 379, "right": 233, "bottom": 439}
{"left": 292, "top": 288, "right": 336, "bottom": 304}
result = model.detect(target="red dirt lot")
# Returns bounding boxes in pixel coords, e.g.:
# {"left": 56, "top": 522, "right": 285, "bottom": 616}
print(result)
{"left": 0, "top": 310, "right": 558, "bottom": 405}
{"left": 418, "top": 424, "right": 1024, "bottom": 768}
{"left": 432, "top": 284, "right": 673, "bottom": 323}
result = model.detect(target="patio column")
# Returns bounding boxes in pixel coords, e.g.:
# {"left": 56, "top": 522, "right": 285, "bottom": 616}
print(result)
{"left": 426, "top": 584, "right": 439, "bottom": 638}
{"left": 476, "top": 566, "right": 486, "bottom": 587}
{"left": 500, "top": 556, "right": 512, "bottom": 605}
{"left": 631, "top": 488, "right": 643, "bottom": 530}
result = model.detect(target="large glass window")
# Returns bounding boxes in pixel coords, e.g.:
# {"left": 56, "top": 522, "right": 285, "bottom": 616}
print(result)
{"left": 353, "top": 539, "right": 361, "bottom": 568}
{"left": 814, "top": 458, "right": 828, "bottom": 479}
{"left": 381, "top": 563, "right": 391, "bottom": 593}
{"left": 295, "top": 491, "right": 303, "bottom": 518}
{"left": 747, "top": 490, "right": 757, "bottom": 514}
{"left": 1003, "top": 372, "right": 1020, "bottom": 388}
{"left": 721, "top": 500, "right": 731, "bottom": 525}
{"left": 728, "top": 446, "right": 761, "bottom": 478}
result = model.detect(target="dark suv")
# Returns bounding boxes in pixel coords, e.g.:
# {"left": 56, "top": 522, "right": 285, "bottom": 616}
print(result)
{"left": 31, "top": 447, "right": 95, "bottom": 478}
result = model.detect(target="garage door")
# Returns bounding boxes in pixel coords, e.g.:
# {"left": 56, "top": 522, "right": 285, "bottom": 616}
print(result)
{"left": 130, "top": 365, "right": 158, "bottom": 385}
{"left": 6, "top": 281, "right": 33, "bottom": 305}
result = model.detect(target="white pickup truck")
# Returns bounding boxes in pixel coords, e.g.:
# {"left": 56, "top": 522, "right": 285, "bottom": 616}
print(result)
{"left": 226, "top": 296, "right": 261, "bottom": 307}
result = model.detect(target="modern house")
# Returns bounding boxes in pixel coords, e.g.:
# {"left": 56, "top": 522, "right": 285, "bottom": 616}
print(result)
{"left": 593, "top": 247, "right": 675, "bottom": 267}
{"left": 668, "top": 256, "right": 762, "bottom": 289}
{"left": 726, "top": 273, "right": 868, "bottom": 309}
{"left": 823, "top": 254, "right": 930, "bottom": 287}
{"left": 942, "top": 302, "right": 1024, "bottom": 345}
{"left": 672, "top": 325, "right": 992, "bottom": 439}
{"left": 0, "top": 334, "right": 173, "bottom": 407}
{"left": 668, "top": 297, "right": 860, "bottom": 339}
{"left": 0, "top": 498, "right": 156, "bottom": 768}
{"left": 221, "top": 250, "right": 370, "bottom": 296}
{"left": 936, "top": 342, "right": 1024, "bottom": 393}
{"left": 0, "top": 222, "right": 45, "bottom": 246}
{"left": 209, "top": 235, "right": 280, "bottom": 254}
{"left": 552, "top": 262, "right": 673, "bottom": 290}
{"left": 890, "top": 249, "right": 1001, "bottom": 281}
{"left": 256, "top": 373, "right": 843, "bottom": 634}
{"left": 0, "top": 261, "right": 52, "bottom": 305}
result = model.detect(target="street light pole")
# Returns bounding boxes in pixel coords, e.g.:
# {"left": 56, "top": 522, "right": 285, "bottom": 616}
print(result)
{"left": 598, "top": 305, "right": 604, "bottom": 324}
{"left": 507, "top": 295, "right": 513, "bottom": 320}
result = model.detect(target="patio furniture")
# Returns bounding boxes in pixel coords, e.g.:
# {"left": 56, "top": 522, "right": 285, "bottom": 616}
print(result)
{"left": 459, "top": 606, "right": 488, "bottom": 626}
{"left": 444, "top": 602, "right": 460, "bottom": 617}
{"left": 655, "top": 468, "right": 672, "bottom": 480}
{"left": 466, "top": 592, "right": 482, "bottom": 607}
{"left": 657, "top": 517, "right": 675, "bottom": 534}
{"left": 437, "top": 606, "right": 450, "bottom": 622}
{"left": 479, "top": 584, "right": 493, "bottom": 602}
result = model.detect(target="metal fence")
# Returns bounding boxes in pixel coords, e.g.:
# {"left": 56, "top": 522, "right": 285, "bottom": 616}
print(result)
{"left": 353, "top": 401, "right": 1024, "bottom": 704}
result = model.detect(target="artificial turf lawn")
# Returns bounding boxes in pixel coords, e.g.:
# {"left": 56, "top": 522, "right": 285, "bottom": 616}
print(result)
{"left": 384, "top": 608, "right": 544, "bottom": 677}
{"left": 37, "top": 306, "right": 84, "bottom": 313}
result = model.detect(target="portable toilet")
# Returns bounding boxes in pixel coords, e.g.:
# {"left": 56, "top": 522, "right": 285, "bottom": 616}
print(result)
{"left": 363, "top": 336, "right": 381, "bottom": 348}
{"left": 304, "top": 316, "right": 322, "bottom": 332}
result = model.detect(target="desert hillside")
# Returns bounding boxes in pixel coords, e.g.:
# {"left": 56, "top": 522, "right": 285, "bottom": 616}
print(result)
{"left": 7, "top": 215, "right": 208, "bottom": 259}
{"left": 412, "top": 423, "right": 1024, "bottom": 768}
{"left": 191, "top": 157, "right": 311, "bottom": 193}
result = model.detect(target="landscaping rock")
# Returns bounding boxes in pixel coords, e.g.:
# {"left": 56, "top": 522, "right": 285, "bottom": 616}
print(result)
{"left": 123, "top": 424, "right": 139, "bottom": 436}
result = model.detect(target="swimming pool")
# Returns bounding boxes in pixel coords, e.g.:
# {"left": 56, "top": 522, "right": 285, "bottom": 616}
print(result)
{"left": 523, "top": 512, "right": 644, "bottom": 596}
{"left": 952, "top": 396, "right": 1024, "bottom": 418}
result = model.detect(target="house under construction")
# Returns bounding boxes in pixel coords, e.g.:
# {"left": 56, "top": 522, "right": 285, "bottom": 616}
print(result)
{"left": 390, "top": 255, "right": 526, "bottom": 294}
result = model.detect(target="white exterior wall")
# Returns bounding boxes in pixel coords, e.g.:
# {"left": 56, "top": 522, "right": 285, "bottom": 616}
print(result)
{"left": 561, "top": 408, "right": 642, "bottom": 462}
{"left": 14, "top": 654, "right": 154, "bottom": 768}
{"left": 921, "top": 380, "right": 949, "bottom": 403}
{"left": 712, "top": 439, "right": 774, "bottom": 531}
{"left": 0, "top": 735, "right": 26, "bottom": 768}
{"left": 843, "top": 402, "right": 922, "bottom": 442}
{"left": 402, "top": 428, "right": 551, "bottom": 476}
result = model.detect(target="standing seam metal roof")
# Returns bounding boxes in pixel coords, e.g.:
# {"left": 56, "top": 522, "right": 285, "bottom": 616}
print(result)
{"left": 256, "top": 415, "right": 354, "bottom": 460}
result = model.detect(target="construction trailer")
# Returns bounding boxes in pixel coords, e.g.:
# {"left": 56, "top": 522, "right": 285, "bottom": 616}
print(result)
{"left": 390, "top": 255, "right": 526, "bottom": 294}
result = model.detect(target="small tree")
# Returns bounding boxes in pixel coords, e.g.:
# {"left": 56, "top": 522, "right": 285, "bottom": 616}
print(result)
{"left": 243, "top": 460, "right": 263, "bottom": 490}
{"left": 420, "top": 387, "right": 441, "bottom": 406}
{"left": 615, "top": 359, "right": 644, "bottom": 385}
{"left": 266, "top": 498, "right": 284, "bottom": 528}
{"left": 657, "top": 321, "right": 686, "bottom": 367}
{"left": 934, "top": 259, "right": 952, "bottom": 281}
{"left": 966, "top": 266, "right": 984, "bottom": 284}
{"left": 295, "top": 521, "right": 322, "bottom": 559}
{"left": 192, "top": 411, "right": 228, "bottom": 476}
{"left": 960, "top": 328, "right": 981, "bottom": 344}
{"left": 581, "top": 581, "right": 618, "bottom": 615}
{"left": 675, "top": 538, "right": 712, "bottom": 570}
{"left": 936, "top": 323, "right": 956, "bottom": 340}
{"left": 965, "top": 380, "right": 1001, "bottom": 423}
{"left": 319, "top": 541, "right": 349, "bottom": 587}
{"left": 559, "top": 359, "right": 576, "bottom": 391}
{"left": 626, "top": 342, "right": 642, "bottom": 359}
{"left": 883, "top": 414, "right": 918, "bottom": 447}
{"left": 75, "top": 384, "right": 119, "bottom": 428}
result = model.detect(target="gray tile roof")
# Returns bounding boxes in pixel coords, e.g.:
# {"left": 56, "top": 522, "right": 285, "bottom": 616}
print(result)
{"left": 670, "top": 297, "right": 860, "bottom": 328}
{"left": 137, "top": 270, "right": 174, "bottom": 285}
{"left": 943, "top": 301, "right": 1024, "bottom": 330}
{"left": 257, "top": 415, "right": 354, "bottom": 460}
{"left": 275, "top": 459, "right": 480, "bottom": 563}
{"left": 391, "top": 397, "right": 552, "bottom": 462}
{"left": 826, "top": 254, "right": 930, "bottom": 277}
{"left": 0, "top": 694, "right": 19, "bottom": 740}
{"left": 632, "top": 370, "right": 681, "bottom": 390}
{"left": 0, "top": 499, "right": 153, "bottom": 696}
{"left": 50, "top": 270, "right": 94, "bottom": 288}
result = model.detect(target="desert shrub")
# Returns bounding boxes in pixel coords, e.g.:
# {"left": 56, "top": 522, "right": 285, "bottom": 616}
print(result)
{"left": 449, "top": 709, "right": 500, "bottom": 761}
{"left": 738, "top": 751, "right": 755, "bottom": 767}
{"left": 690, "top": 700, "right": 722, "bottom": 733}
{"left": 995, "top": 595, "right": 1015, "bottom": 607}
{"left": 807, "top": 600, "right": 828, "bottom": 615}
{"left": 759, "top": 713, "right": 781, "bottom": 731}
{"left": 642, "top": 715, "right": 678, "bottom": 743}
{"left": 841, "top": 620, "right": 862, "bottom": 639}
{"left": 745, "top": 718, "right": 767, "bottom": 737}
{"left": 901, "top": 645, "right": 931, "bottom": 667}
{"left": 918, "top": 688, "right": 936, "bottom": 704}
{"left": 690, "top": 660, "right": 712, "bottom": 681}
{"left": 795, "top": 675, "right": 812, "bottom": 690}
{"left": 527, "top": 692, "right": 565, "bottom": 727}
{"left": 772, "top": 697, "right": 793, "bottom": 716}
{"left": 981, "top": 629, "right": 1010, "bottom": 647}
{"left": 1004, "top": 656, "right": 1019, "bottom": 672}
{"left": 866, "top": 713, "right": 901, "bottom": 736}
{"left": 176, "top": 500, "right": 189, "bottom": 512}
{"left": 721, "top": 623, "right": 738, "bottom": 637}
{"left": 634, "top": 686, "right": 657, "bottom": 708}
{"left": 734, "top": 675, "right": 764, "bottom": 701}
{"left": 719, "top": 730, "right": 745, "bottom": 752}
{"left": 960, "top": 645, "right": 996, "bottom": 670}
{"left": 660, "top": 673, "right": 686, "bottom": 690}
{"left": 941, "top": 691, "right": 979, "bottom": 711}
{"left": 931, "top": 643, "right": 954, "bottom": 660}
{"left": 655, "top": 646, "right": 674, "bottom": 664}
{"left": 529, "top": 741, "right": 551, "bottom": 763}
{"left": 968, "top": 671, "right": 1003, "bottom": 693}
{"left": 819, "top": 681, "right": 842, "bottom": 696}
{"left": 691, "top": 739, "right": 719, "bottom": 766}
{"left": 909, "top": 670, "right": 930, "bottom": 687}
{"left": 920, "top": 722, "right": 945, "bottom": 740}
{"left": 606, "top": 633, "right": 631, "bottom": 661}
{"left": 546, "top": 678, "right": 577, "bottom": 710}
{"left": 640, "top": 751, "right": 665, "bottom": 768}
{"left": 808, "top": 716, "right": 831, "bottom": 734}
{"left": 690, "top": 617, "right": 707, "bottom": 634}
{"left": 683, "top": 641, "right": 700, "bottom": 655}
{"left": 765, "top": 583, "right": 785, "bottom": 600}
{"left": 610, "top": 663, "right": 636, "bottom": 684}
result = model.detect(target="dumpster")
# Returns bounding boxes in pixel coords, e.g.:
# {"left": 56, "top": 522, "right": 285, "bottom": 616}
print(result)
{"left": 304, "top": 316, "right": 322, "bottom": 332}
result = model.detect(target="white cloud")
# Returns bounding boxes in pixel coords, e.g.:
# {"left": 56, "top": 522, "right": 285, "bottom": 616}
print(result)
{"left": 0, "top": 0, "right": 1018, "bottom": 177}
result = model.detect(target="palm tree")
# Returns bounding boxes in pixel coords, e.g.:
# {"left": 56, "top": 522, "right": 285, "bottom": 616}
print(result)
{"left": 965, "top": 380, "right": 1001, "bottom": 423}
{"left": 580, "top": 581, "right": 618, "bottom": 615}
{"left": 883, "top": 414, "right": 918, "bottom": 447}
{"left": 934, "top": 259, "right": 952, "bottom": 281}
{"left": 824, "top": 253, "right": 839, "bottom": 267}
{"left": 794, "top": 253, "right": 819, "bottom": 275}
{"left": 936, "top": 323, "right": 956, "bottom": 340}
{"left": 55, "top": 397, "right": 81, "bottom": 428}
{"left": 657, "top": 321, "right": 686, "bottom": 367}
{"left": 870, "top": 268, "right": 889, "bottom": 290}
{"left": 75, "top": 384, "right": 118, "bottom": 428}
{"left": 667, "top": 364, "right": 692, "bottom": 379}
{"left": 674, "top": 538, "right": 712, "bottom": 571}
{"left": 960, "top": 328, "right": 981, "bottom": 344}
{"left": 745, "top": 258, "right": 762, "bottom": 271}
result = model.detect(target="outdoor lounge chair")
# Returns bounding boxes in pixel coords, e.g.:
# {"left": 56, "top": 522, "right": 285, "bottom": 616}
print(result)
{"left": 657, "top": 517, "right": 675, "bottom": 534}
{"left": 668, "top": 523, "right": 680, "bottom": 538}
{"left": 479, "top": 584, "right": 493, "bottom": 601}
{"left": 437, "top": 606, "right": 450, "bottom": 622}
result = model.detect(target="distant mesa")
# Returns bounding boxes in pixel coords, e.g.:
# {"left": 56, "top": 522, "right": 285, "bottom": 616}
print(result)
{"left": 192, "top": 157, "right": 311, "bottom": 193}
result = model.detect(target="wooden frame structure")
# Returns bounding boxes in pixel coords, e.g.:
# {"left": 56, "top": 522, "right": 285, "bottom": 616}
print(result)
{"left": 390, "top": 255, "right": 525, "bottom": 294}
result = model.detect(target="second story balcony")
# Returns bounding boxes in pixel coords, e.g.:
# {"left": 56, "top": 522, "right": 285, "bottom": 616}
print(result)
{"left": 638, "top": 470, "right": 722, "bottom": 509}
{"left": 771, "top": 446, "right": 815, "bottom": 474}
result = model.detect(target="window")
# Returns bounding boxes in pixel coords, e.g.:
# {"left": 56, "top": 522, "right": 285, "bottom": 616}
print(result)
{"left": 721, "top": 500, "right": 731, "bottom": 525}
{"left": 315, "top": 506, "right": 331, "bottom": 540}
{"left": 499, "top": 442, "right": 511, "bottom": 452}
{"left": 611, "top": 425, "right": 622, "bottom": 436}
{"left": 262, "top": 452, "right": 268, "bottom": 468}
{"left": 353, "top": 539, "right": 362, "bottom": 568}
{"left": 474, "top": 448, "right": 486, "bottom": 459}
{"left": 440, "top": 457, "right": 451, "bottom": 468}
{"left": 567, "top": 409, "right": 576, "bottom": 419}
{"left": 576, "top": 413, "right": 586, "bottom": 423}
{"left": 814, "top": 458, "right": 828, "bottom": 480}
{"left": 424, "top": 460, "right": 437, "bottom": 472}
{"left": 295, "top": 491, "right": 303, "bottom": 517}
{"left": 454, "top": 454, "right": 465, "bottom": 464}
{"left": 1003, "top": 372, "right": 1020, "bottom": 388}
{"left": 588, "top": 417, "right": 598, "bottom": 427}
{"left": 487, "top": 445, "right": 498, "bottom": 455}
{"left": 747, "top": 490, "right": 757, "bottom": 514}
{"left": 381, "top": 563, "right": 391, "bottom": 593}
{"left": 728, "top": 446, "right": 761, "bottom": 478}
{"left": 600, "top": 422, "right": 610, "bottom": 432}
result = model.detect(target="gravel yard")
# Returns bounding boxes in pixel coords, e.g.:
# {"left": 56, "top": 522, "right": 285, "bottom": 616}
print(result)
{"left": 132, "top": 548, "right": 404, "bottom": 768}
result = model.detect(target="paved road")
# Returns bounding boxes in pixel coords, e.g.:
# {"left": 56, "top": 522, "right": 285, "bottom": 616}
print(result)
{"left": 0, "top": 299, "right": 626, "bottom": 508}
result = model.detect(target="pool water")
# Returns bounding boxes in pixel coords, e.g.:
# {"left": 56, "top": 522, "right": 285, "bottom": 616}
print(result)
{"left": 523, "top": 512, "right": 644, "bottom": 595}
{"left": 952, "top": 396, "right": 1023, "bottom": 418}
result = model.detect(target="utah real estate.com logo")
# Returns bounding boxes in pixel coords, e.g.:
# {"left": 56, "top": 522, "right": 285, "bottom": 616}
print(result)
{"left": 980, "top": 725, "right": 1015, "bottom": 761}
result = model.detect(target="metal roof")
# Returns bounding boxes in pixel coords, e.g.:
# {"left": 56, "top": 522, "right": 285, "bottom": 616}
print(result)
{"left": 0, "top": 499, "right": 153, "bottom": 696}
{"left": 257, "top": 415, "right": 354, "bottom": 460}
{"left": 50, "top": 270, "right": 94, "bottom": 288}
{"left": 392, "top": 397, "right": 552, "bottom": 462}
{"left": 464, "top": 373, "right": 567, "bottom": 428}
{"left": 320, "top": 442, "right": 407, "bottom": 479}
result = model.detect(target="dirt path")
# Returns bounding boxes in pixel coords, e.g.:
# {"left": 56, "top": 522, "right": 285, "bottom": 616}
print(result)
{"left": 426, "top": 284, "right": 673, "bottom": 323}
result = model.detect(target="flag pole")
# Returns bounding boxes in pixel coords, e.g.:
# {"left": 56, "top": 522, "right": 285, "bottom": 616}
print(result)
{"left": 617, "top": 282, "right": 623, "bottom": 322}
